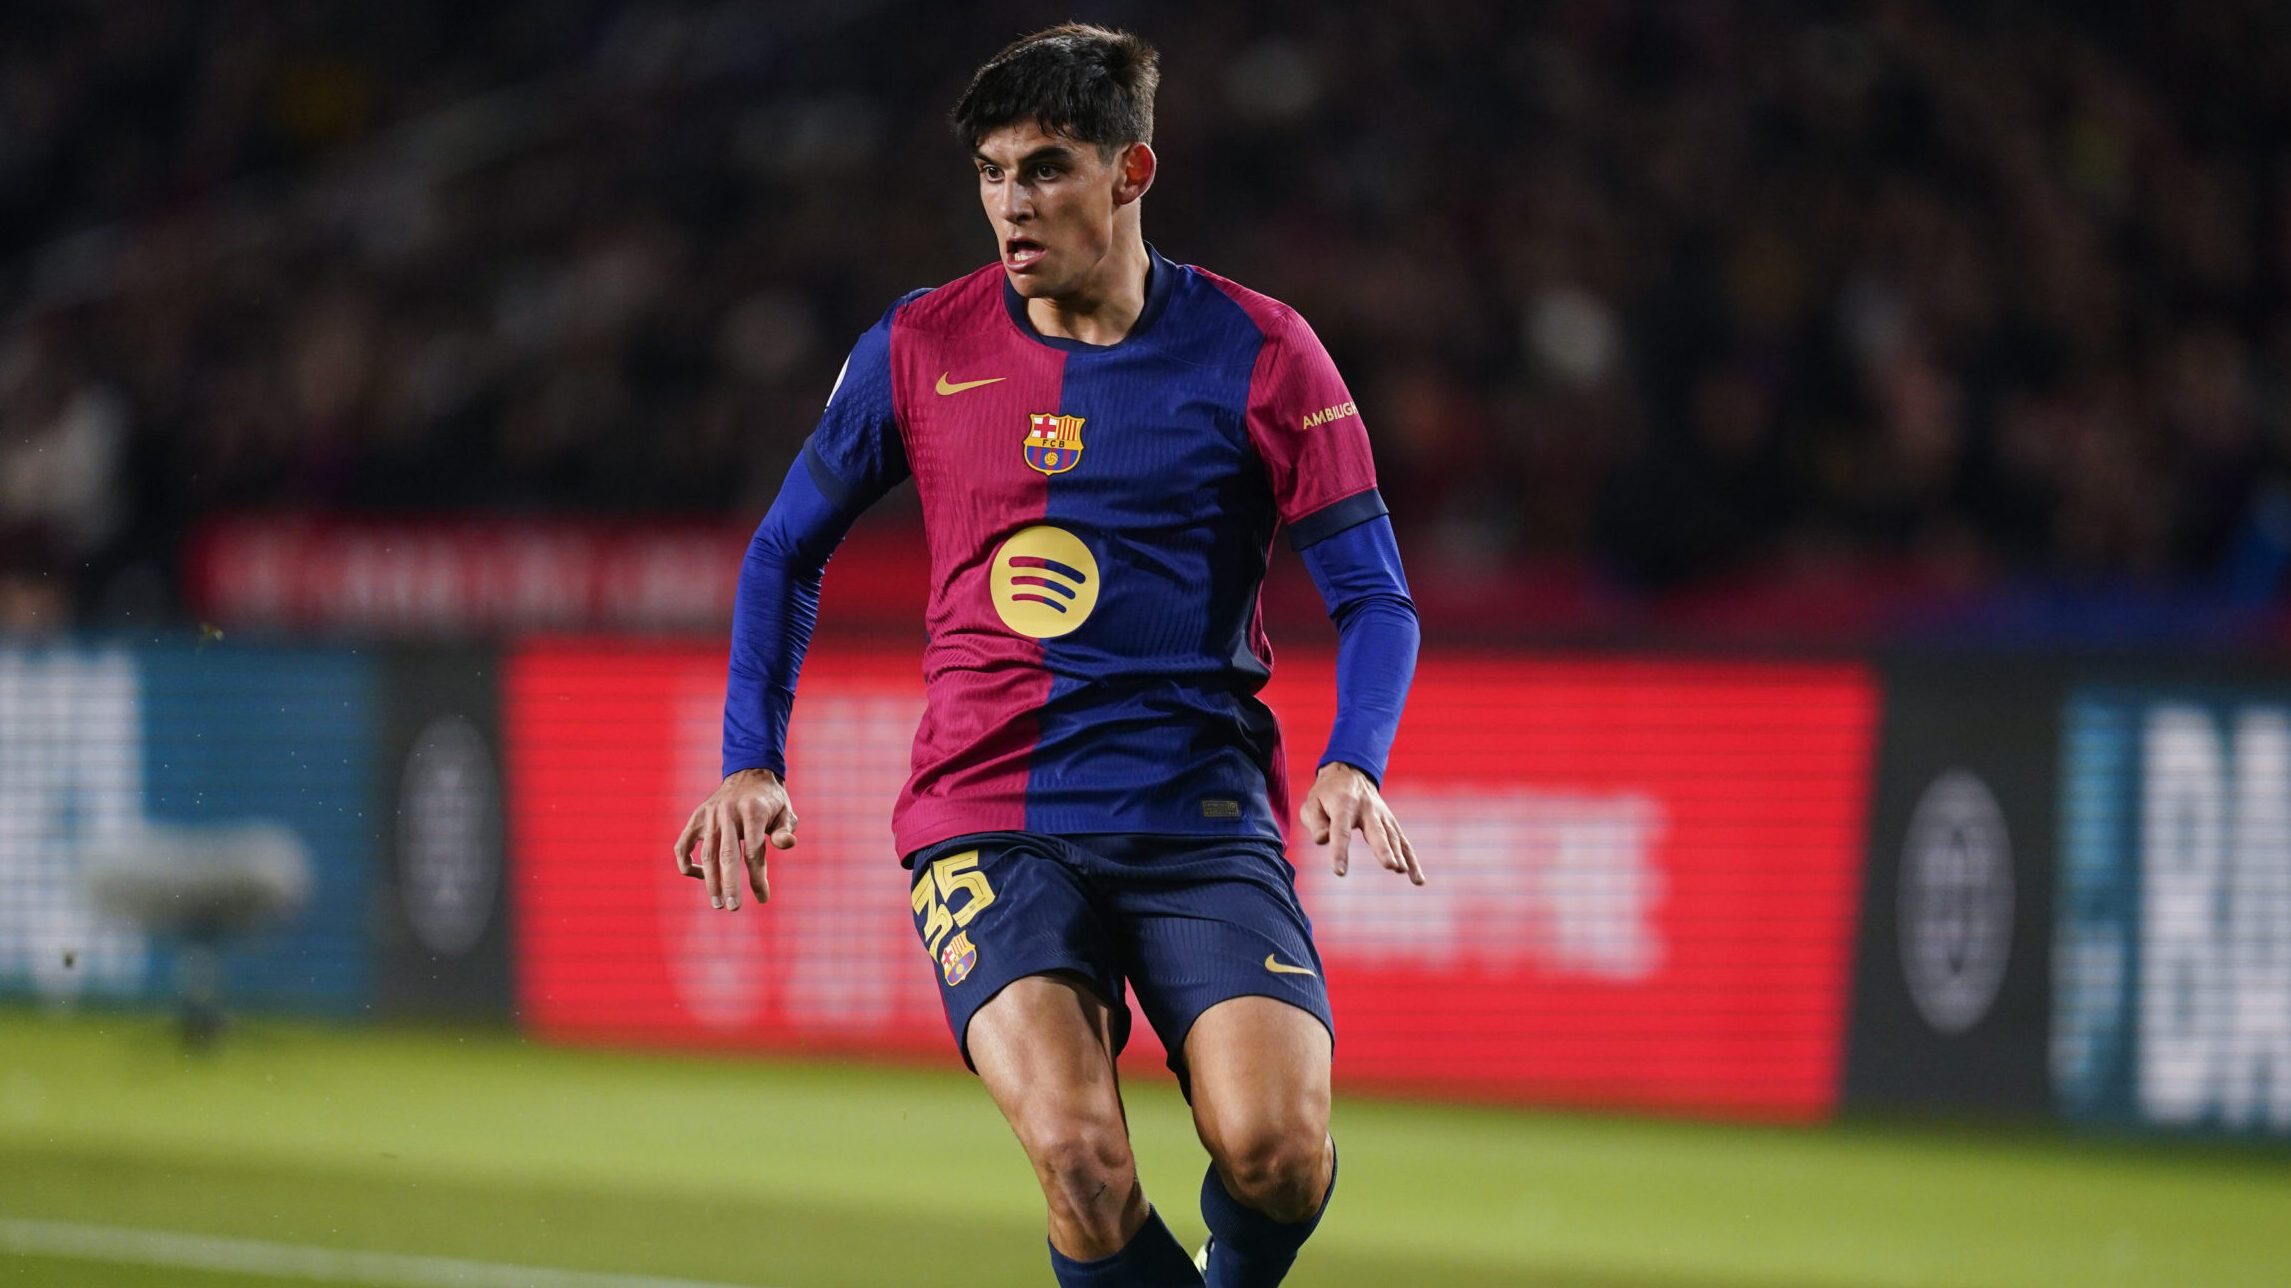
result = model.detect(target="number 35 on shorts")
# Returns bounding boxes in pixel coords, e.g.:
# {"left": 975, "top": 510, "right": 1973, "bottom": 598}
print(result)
{"left": 912, "top": 850, "right": 996, "bottom": 986}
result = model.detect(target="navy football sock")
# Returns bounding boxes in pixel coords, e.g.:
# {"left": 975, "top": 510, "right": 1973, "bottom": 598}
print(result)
{"left": 1049, "top": 1206, "right": 1204, "bottom": 1287}
{"left": 1198, "top": 1144, "right": 1336, "bottom": 1288}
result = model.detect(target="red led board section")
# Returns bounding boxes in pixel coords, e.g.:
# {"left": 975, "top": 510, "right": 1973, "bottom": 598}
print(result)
{"left": 508, "top": 641, "right": 1876, "bottom": 1119}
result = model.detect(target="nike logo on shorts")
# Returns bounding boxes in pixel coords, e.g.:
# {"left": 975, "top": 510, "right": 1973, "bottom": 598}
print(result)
{"left": 1263, "top": 954, "right": 1316, "bottom": 977}
{"left": 936, "top": 372, "right": 1006, "bottom": 395}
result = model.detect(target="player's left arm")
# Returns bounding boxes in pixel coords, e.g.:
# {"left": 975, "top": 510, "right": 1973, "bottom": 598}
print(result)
{"left": 1239, "top": 301, "right": 1424, "bottom": 884}
{"left": 1296, "top": 513, "right": 1422, "bottom": 884}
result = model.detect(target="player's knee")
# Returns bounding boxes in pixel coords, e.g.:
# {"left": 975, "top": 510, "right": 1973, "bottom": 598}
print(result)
{"left": 1027, "top": 1121, "right": 1138, "bottom": 1241}
{"left": 1210, "top": 1122, "right": 1328, "bottom": 1224}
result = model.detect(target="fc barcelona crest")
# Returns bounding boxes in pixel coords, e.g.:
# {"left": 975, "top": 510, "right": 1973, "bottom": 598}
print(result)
{"left": 940, "top": 930, "right": 978, "bottom": 986}
{"left": 1024, "top": 413, "right": 1087, "bottom": 475}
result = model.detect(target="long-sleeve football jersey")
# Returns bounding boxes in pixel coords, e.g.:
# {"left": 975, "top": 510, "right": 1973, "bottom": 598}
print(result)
{"left": 724, "top": 247, "right": 1417, "bottom": 857}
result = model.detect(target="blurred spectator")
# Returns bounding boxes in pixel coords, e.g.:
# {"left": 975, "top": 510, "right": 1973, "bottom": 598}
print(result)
{"left": 0, "top": 326, "right": 131, "bottom": 631}
{"left": 0, "top": 526, "right": 72, "bottom": 636}
{"left": 3, "top": 0, "right": 2290, "bottom": 623}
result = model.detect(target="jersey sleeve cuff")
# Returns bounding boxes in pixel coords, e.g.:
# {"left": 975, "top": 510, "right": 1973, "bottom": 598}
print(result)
{"left": 1286, "top": 488, "right": 1389, "bottom": 550}
{"left": 1315, "top": 749, "right": 1386, "bottom": 787}
{"left": 721, "top": 750, "right": 787, "bottom": 780}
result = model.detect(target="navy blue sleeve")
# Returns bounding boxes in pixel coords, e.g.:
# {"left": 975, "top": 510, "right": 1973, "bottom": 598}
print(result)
{"left": 803, "top": 293, "right": 923, "bottom": 506}
{"left": 721, "top": 457, "right": 862, "bottom": 777}
{"left": 1294, "top": 502, "right": 1418, "bottom": 785}
{"left": 721, "top": 297, "right": 917, "bottom": 779}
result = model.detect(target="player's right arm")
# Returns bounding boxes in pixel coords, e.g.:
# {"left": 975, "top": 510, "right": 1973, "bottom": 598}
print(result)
{"left": 676, "top": 292, "right": 923, "bottom": 910}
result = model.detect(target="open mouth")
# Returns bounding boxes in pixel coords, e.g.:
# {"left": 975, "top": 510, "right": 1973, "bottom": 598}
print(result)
{"left": 1004, "top": 236, "right": 1045, "bottom": 270}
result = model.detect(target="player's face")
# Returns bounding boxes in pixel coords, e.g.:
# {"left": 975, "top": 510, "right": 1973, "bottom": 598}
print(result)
{"left": 973, "top": 122, "right": 1140, "bottom": 300}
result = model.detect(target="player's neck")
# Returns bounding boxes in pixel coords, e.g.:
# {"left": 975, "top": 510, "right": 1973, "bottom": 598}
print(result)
{"left": 1025, "top": 230, "right": 1150, "bottom": 347}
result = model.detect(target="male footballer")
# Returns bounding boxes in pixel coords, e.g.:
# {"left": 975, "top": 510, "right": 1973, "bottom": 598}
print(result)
{"left": 676, "top": 24, "right": 1422, "bottom": 1287}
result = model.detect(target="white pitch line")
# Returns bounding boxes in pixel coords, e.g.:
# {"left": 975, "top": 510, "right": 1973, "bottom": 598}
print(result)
{"left": 0, "top": 1218, "right": 783, "bottom": 1288}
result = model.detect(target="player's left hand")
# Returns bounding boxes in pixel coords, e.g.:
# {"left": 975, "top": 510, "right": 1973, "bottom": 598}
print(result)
{"left": 1300, "top": 761, "right": 1423, "bottom": 885}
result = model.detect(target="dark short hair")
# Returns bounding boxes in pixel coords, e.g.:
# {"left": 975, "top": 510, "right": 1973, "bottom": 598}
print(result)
{"left": 951, "top": 23, "right": 1159, "bottom": 155}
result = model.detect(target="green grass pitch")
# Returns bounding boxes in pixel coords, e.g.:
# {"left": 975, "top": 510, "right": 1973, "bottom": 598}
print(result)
{"left": 2, "top": 1009, "right": 2286, "bottom": 1286}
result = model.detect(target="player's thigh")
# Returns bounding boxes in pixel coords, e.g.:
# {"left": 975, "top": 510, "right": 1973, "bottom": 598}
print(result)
{"left": 1183, "top": 993, "right": 1333, "bottom": 1165}
{"left": 968, "top": 972, "right": 1129, "bottom": 1151}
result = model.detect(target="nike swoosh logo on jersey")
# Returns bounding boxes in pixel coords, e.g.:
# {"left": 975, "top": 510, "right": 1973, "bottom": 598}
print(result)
{"left": 937, "top": 372, "right": 1007, "bottom": 395}
{"left": 1264, "top": 954, "right": 1316, "bottom": 977}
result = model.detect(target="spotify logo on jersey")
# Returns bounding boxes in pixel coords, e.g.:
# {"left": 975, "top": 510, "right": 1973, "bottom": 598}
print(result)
{"left": 991, "top": 525, "right": 1100, "bottom": 638}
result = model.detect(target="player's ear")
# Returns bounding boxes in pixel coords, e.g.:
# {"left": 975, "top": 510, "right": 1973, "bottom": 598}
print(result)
{"left": 1113, "top": 142, "right": 1155, "bottom": 206}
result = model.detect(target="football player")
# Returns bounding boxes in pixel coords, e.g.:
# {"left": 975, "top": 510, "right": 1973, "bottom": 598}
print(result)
{"left": 678, "top": 24, "right": 1422, "bottom": 1287}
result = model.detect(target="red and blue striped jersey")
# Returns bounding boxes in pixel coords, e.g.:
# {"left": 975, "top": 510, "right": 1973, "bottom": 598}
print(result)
{"left": 728, "top": 247, "right": 1400, "bottom": 857}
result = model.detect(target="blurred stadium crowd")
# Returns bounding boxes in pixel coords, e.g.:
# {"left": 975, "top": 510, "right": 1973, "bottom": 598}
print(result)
{"left": 4, "top": 0, "right": 2291, "bottom": 632}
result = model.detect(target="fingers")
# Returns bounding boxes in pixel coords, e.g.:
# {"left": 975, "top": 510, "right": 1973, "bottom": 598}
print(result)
{"left": 713, "top": 805, "right": 742, "bottom": 909}
{"left": 1360, "top": 807, "right": 1400, "bottom": 876}
{"left": 681, "top": 779, "right": 798, "bottom": 912}
{"left": 1394, "top": 816, "right": 1426, "bottom": 886}
{"left": 699, "top": 812, "right": 721, "bottom": 906}
{"left": 731, "top": 797, "right": 776, "bottom": 904}
{"left": 1360, "top": 804, "right": 1425, "bottom": 885}
{"left": 1327, "top": 795, "right": 1359, "bottom": 878}
{"left": 745, "top": 837, "right": 771, "bottom": 904}
{"left": 726, "top": 798, "right": 789, "bottom": 906}
{"left": 673, "top": 808, "right": 703, "bottom": 878}
{"left": 1315, "top": 779, "right": 1427, "bottom": 887}
{"left": 1300, "top": 795, "right": 1332, "bottom": 846}
{"left": 695, "top": 811, "right": 721, "bottom": 901}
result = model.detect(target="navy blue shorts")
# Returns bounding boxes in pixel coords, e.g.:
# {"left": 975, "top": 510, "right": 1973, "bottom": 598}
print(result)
{"left": 904, "top": 831, "right": 1333, "bottom": 1084}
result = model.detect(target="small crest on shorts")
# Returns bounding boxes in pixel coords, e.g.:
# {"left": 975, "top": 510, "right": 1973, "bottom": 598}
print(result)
{"left": 940, "top": 930, "right": 978, "bottom": 986}
{"left": 1024, "top": 413, "right": 1086, "bottom": 475}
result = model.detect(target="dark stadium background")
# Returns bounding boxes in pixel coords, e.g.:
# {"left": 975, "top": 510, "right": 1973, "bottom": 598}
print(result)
{"left": 4, "top": 3, "right": 2289, "bottom": 1287}
{"left": 10, "top": 0, "right": 2291, "bottom": 640}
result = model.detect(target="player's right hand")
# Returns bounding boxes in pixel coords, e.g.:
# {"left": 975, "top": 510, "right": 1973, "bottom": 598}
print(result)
{"left": 673, "top": 768, "right": 797, "bottom": 910}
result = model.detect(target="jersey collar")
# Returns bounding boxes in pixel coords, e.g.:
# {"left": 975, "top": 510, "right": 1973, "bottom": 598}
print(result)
{"left": 1001, "top": 243, "right": 1178, "bottom": 352}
